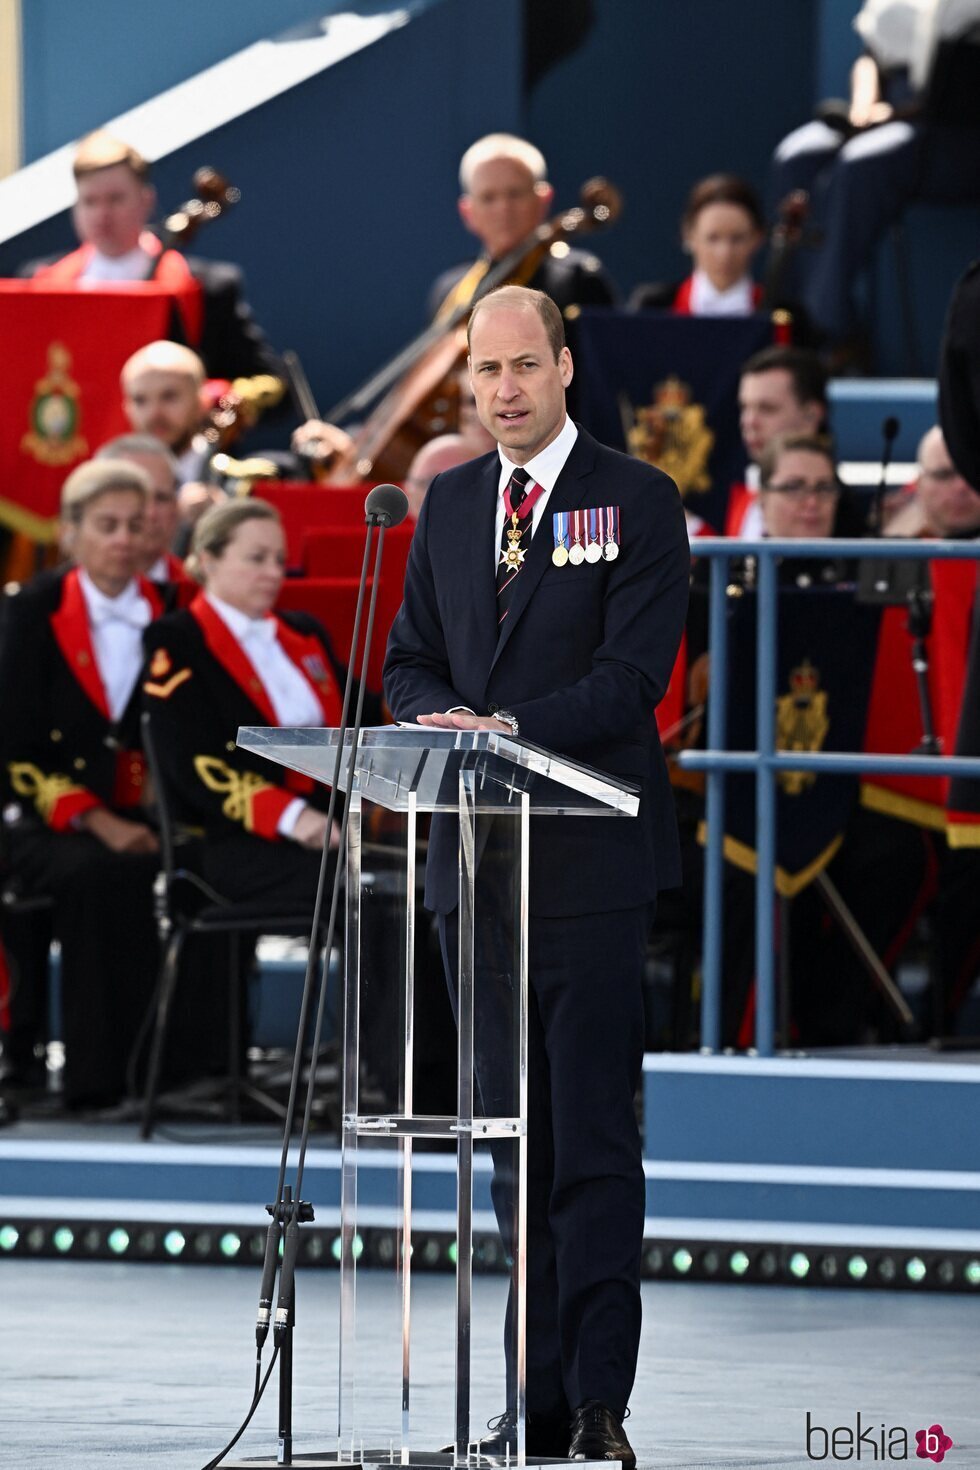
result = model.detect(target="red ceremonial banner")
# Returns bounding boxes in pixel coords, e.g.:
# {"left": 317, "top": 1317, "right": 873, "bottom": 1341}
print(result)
{"left": 0, "top": 280, "right": 189, "bottom": 539}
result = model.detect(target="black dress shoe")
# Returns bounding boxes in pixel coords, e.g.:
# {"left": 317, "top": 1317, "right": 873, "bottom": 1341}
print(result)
{"left": 568, "top": 1402, "right": 635, "bottom": 1470}
{"left": 443, "top": 1409, "right": 568, "bottom": 1459}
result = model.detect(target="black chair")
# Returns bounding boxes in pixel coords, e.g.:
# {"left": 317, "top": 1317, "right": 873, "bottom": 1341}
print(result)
{"left": 138, "top": 710, "right": 332, "bottom": 1139}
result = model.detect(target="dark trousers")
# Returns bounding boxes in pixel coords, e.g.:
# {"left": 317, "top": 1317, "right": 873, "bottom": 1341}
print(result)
{"left": 439, "top": 903, "right": 647, "bottom": 1427}
{"left": 5, "top": 824, "right": 158, "bottom": 1105}
{"left": 770, "top": 118, "right": 980, "bottom": 341}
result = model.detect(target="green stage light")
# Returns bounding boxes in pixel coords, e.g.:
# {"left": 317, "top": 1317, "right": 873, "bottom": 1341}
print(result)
{"left": 643, "top": 1246, "right": 665, "bottom": 1275}
{"left": 193, "top": 1233, "right": 213, "bottom": 1258}
{"left": 304, "top": 1235, "right": 326, "bottom": 1262}
{"left": 137, "top": 1230, "right": 157, "bottom": 1255}
{"left": 107, "top": 1228, "right": 130, "bottom": 1256}
{"left": 758, "top": 1250, "right": 778, "bottom": 1278}
{"left": 163, "top": 1230, "right": 186, "bottom": 1258}
{"left": 25, "top": 1226, "right": 45, "bottom": 1253}
{"left": 330, "top": 1232, "right": 364, "bottom": 1264}
{"left": 905, "top": 1256, "right": 927, "bottom": 1284}
{"left": 877, "top": 1256, "right": 897, "bottom": 1282}
{"left": 82, "top": 1227, "right": 102, "bottom": 1254}
{"left": 219, "top": 1232, "right": 242, "bottom": 1260}
{"left": 249, "top": 1233, "right": 265, "bottom": 1260}
{"left": 847, "top": 1255, "right": 868, "bottom": 1282}
{"left": 701, "top": 1249, "right": 720, "bottom": 1276}
{"left": 420, "top": 1238, "right": 441, "bottom": 1267}
{"left": 375, "top": 1233, "right": 397, "bottom": 1267}
{"left": 331, "top": 1235, "right": 343, "bottom": 1263}
{"left": 936, "top": 1259, "right": 956, "bottom": 1287}
{"left": 729, "top": 1250, "right": 750, "bottom": 1277}
{"left": 52, "top": 1227, "right": 74, "bottom": 1254}
{"left": 0, "top": 1225, "right": 20, "bottom": 1252}
{"left": 447, "top": 1240, "right": 458, "bottom": 1266}
{"left": 965, "top": 1260, "right": 980, "bottom": 1287}
{"left": 671, "top": 1248, "right": 693, "bottom": 1275}
{"left": 788, "top": 1252, "right": 810, "bottom": 1280}
{"left": 819, "top": 1255, "right": 839, "bottom": 1282}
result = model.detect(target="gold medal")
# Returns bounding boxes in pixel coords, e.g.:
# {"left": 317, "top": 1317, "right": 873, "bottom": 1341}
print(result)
{"left": 552, "top": 545, "right": 569, "bottom": 567}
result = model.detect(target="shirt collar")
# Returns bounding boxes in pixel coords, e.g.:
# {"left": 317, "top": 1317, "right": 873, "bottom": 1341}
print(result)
{"left": 206, "top": 591, "right": 276, "bottom": 642}
{"left": 689, "top": 268, "right": 755, "bottom": 317}
{"left": 78, "top": 568, "right": 145, "bottom": 619}
{"left": 82, "top": 245, "right": 154, "bottom": 282}
{"left": 497, "top": 415, "right": 579, "bottom": 494}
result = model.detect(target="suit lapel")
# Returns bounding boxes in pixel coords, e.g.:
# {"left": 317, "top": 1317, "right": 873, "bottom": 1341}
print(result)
{"left": 189, "top": 594, "right": 278, "bottom": 725}
{"left": 490, "top": 430, "right": 596, "bottom": 672}
{"left": 462, "top": 455, "right": 501, "bottom": 682}
{"left": 50, "top": 568, "right": 110, "bottom": 720}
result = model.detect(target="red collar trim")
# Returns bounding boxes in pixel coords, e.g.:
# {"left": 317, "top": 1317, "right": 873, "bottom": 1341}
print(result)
{"left": 190, "top": 594, "right": 278, "bottom": 725}
{"left": 274, "top": 618, "right": 340, "bottom": 725}
{"left": 50, "top": 569, "right": 107, "bottom": 717}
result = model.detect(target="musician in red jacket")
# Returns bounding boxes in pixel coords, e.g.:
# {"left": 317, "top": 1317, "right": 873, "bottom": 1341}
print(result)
{"left": 0, "top": 460, "right": 164, "bottom": 1108}
{"left": 141, "top": 499, "right": 372, "bottom": 907}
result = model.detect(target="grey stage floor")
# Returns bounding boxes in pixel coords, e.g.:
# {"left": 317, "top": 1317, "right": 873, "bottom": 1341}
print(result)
{"left": 1, "top": 1261, "right": 977, "bottom": 1468}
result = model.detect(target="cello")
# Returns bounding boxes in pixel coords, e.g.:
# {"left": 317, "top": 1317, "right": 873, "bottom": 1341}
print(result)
{"left": 322, "top": 177, "right": 623, "bottom": 485}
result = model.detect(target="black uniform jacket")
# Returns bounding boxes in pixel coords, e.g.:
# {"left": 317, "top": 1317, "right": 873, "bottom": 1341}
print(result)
{"left": 0, "top": 567, "right": 165, "bottom": 830}
{"left": 428, "top": 244, "right": 617, "bottom": 322}
{"left": 141, "top": 597, "right": 354, "bottom": 842}
{"left": 383, "top": 427, "right": 690, "bottom": 917}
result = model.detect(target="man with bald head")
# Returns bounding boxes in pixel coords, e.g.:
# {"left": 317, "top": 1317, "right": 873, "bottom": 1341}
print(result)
{"left": 120, "top": 340, "right": 223, "bottom": 528}
{"left": 385, "top": 285, "right": 687, "bottom": 1467}
{"left": 20, "top": 130, "right": 282, "bottom": 382}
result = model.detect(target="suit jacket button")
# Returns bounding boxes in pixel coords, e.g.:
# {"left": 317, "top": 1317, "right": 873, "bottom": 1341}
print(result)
{"left": 50, "top": 729, "right": 62, "bottom": 742}
{"left": 226, "top": 741, "right": 236, "bottom": 752}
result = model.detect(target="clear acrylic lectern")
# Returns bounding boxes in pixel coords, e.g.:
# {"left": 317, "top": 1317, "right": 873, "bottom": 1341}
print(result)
{"left": 235, "top": 726, "right": 639, "bottom": 1469}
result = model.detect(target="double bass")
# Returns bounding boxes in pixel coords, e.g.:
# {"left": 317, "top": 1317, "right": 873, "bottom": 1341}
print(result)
{"left": 322, "top": 177, "right": 623, "bottom": 486}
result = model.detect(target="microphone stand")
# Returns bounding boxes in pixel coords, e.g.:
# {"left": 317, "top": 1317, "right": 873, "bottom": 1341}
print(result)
{"left": 206, "top": 484, "right": 409, "bottom": 1470}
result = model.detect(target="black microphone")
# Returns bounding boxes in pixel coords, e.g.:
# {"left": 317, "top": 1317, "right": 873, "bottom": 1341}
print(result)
{"left": 365, "top": 482, "right": 409, "bottom": 528}
{"left": 873, "top": 415, "right": 900, "bottom": 535}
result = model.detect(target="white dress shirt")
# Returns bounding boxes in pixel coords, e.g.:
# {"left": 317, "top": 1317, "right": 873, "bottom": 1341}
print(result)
{"left": 206, "top": 593, "right": 323, "bottom": 838}
{"left": 494, "top": 414, "right": 579, "bottom": 571}
{"left": 79, "top": 246, "right": 154, "bottom": 284}
{"left": 689, "top": 269, "right": 756, "bottom": 318}
{"left": 78, "top": 570, "right": 152, "bottom": 721}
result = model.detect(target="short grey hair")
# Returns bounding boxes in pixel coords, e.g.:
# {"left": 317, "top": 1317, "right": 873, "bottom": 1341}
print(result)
{"left": 459, "top": 133, "right": 547, "bottom": 193}
{"left": 60, "top": 459, "right": 150, "bottom": 522}
{"left": 95, "top": 434, "right": 180, "bottom": 480}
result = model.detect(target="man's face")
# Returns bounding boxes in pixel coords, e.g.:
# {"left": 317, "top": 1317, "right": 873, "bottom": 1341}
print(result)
{"left": 459, "top": 158, "right": 552, "bottom": 260}
{"left": 72, "top": 164, "right": 154, "bottom": 258}
{"left": 123, "top": 370, "right": 201, "bottom": 454}
{"left": 760, "top": 449, "right": 839, "bottom": 539}
{"left": 67, "top": 489, "right": 146, "bottom": 596}
{"left": 917, "top": 434, "right": 980, "bottom": 537}
{"left": 119, "top": 450, "right": 179, "bottom": 564}
{"left": 738, "top": 369, "right": 823, "bottom": 463}
{"left": 468, "top": 304, "right": 572, "bottom": 465}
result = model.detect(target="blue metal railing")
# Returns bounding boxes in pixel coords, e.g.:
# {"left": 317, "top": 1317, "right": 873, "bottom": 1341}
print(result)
{"left": 676, "top": 537, "right": 980, "bottom": 1057}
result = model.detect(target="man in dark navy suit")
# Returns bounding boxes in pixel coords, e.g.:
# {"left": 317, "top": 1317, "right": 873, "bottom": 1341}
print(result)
{"left": 384, "top": 285, "right": 688, "bottom": 1468}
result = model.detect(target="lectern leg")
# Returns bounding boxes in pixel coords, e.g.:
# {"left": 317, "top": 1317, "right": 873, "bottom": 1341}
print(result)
{"left": 400, "top": 793, "right": 418, "bottom": 1455}
{"left": 455, "top": 771, "right": 476, "bottom": 1458}
{"left": 514, "top": 793, "right": 530, "bottom": 1467}
{"left": 339, "top": 797, "right": 363, "bottom": 1446}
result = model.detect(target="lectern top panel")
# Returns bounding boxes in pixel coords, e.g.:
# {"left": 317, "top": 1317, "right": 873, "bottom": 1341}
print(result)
{"left": 237, "top": 726, "right": 640, "bottom": 816}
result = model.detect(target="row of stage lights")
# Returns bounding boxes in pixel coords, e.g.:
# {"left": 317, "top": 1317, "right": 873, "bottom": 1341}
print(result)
{"left": 2, "top": 1219, "right": 980, "bottom": 1292}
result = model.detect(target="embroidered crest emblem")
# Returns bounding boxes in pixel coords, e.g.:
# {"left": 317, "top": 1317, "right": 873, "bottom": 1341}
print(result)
{"left": 20, "top": 343, "right": 89, "bottom": 467}
{"left": 302, "top": 652, "right": 328, "bottom": 683}
{"left": 776, "top": 659, "right": 829, "bottom": 795}
{"left": 627, "top": 376, "right": 714, "bottom": 498}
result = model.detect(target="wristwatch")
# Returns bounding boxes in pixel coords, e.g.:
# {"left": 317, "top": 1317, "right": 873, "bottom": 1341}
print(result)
{"left": 492, "top": 709, "right": 520, "bottom": 738}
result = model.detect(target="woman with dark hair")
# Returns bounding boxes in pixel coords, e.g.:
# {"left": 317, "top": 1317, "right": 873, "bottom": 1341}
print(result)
{"left": 630, "top": 174, "right": 766, "bottom": 315}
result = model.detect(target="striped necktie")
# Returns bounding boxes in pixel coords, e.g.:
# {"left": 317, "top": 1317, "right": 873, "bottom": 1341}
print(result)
{"left": 496, "top": 467, "right": 534, "bottom": 623}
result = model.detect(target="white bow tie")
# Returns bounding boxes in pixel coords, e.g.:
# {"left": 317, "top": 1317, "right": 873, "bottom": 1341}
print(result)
{"left": 242, "top": 617, "right": 277, "bottom": 646}
{"left": 89, "top": 594, "right": 150, "bottom": 630}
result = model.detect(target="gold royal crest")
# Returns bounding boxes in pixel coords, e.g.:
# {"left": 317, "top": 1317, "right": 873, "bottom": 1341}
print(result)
{"left": 627, "top": 376, "right": 714, "bottom": 497}
{"left": 776, "top": 659, "right": 829, "bottom": 795}
{"left": 21, "top": 343, "right": 88, "bottom": 467}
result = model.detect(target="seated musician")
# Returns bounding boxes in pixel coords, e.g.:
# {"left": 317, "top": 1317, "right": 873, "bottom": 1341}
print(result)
{"left": 141, "top": 499, "right": 372, "bottom": 908}
{"left": 428, "top": 132, "right": 617, "bottom": 321}
{"left": 0, "top": 460, "right": 163, "bottom": 1110}
{"left": 290, "top": 134, "right": 617, "bottom": 473}
{"left": 94, "top": 434, "right": 188, "bottom": 589}
{"left": 630, "top": 174, "right": 765, "bottom": 315}
{"left": 19, "top": 131, "right": 283, "bottom": 383}
{"left": 402, "top": 371, "right": 495, "bottom": 519}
